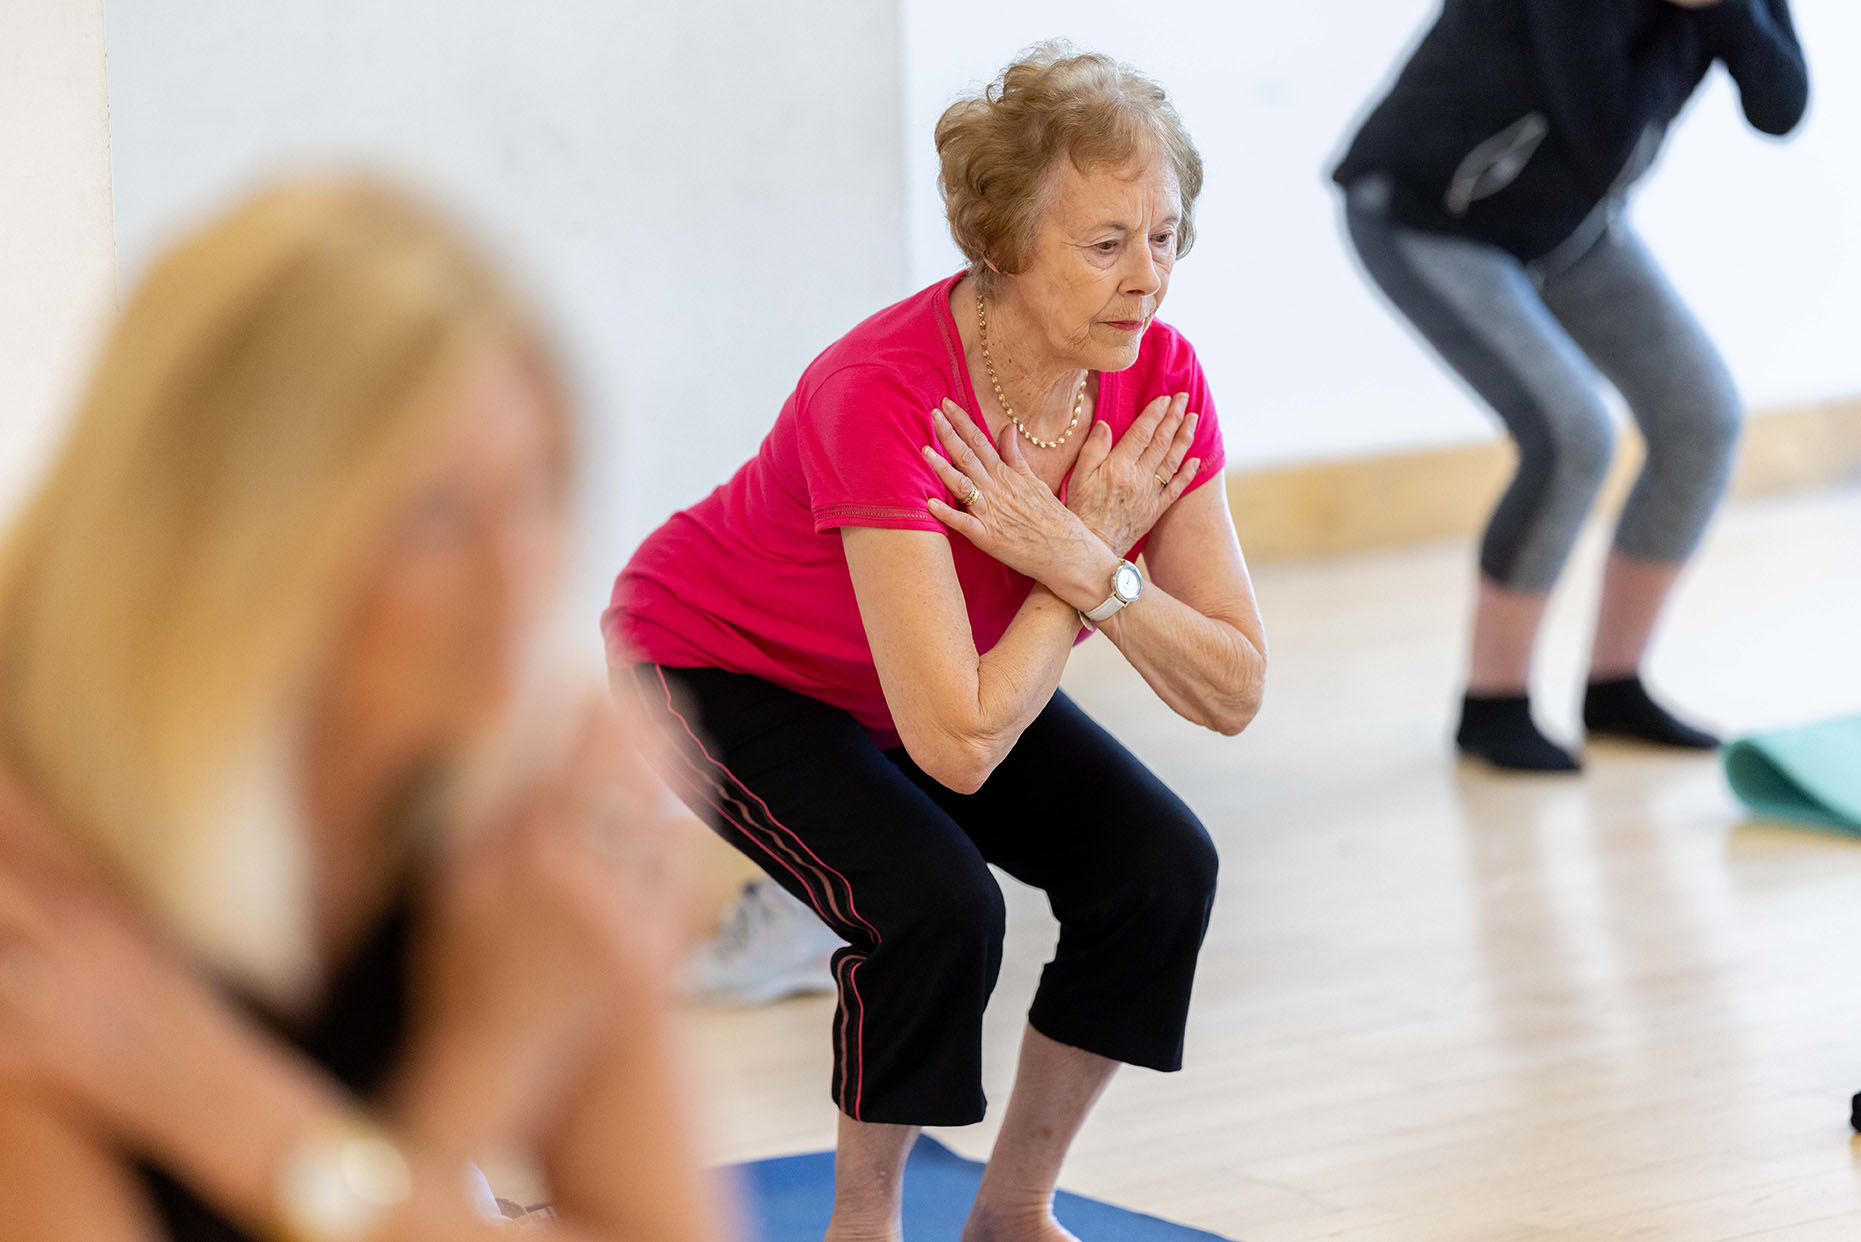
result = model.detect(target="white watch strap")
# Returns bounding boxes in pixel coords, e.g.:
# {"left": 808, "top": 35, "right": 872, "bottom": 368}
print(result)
{"left": 1080, "top": 560, "right": 1140, "bottom": 626}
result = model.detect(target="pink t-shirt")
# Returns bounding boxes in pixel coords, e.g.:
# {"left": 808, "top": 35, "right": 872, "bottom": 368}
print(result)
{"left": 604, "top": 273, "right": 1226, "bottom": 748}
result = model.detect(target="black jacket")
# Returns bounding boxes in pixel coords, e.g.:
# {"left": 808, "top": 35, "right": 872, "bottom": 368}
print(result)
{"left": 1333, "top": 0, "right": 1808, "bottom": 260}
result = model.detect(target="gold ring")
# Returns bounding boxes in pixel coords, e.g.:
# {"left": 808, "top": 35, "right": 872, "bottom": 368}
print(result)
{"left": 960, "top": 485, "right": 981, "bottom": 507}
{"left": 1155, "top": 472, "right": 1171, "bottom": 487}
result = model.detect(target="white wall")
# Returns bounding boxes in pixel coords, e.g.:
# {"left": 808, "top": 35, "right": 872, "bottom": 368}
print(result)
{"left": 902, "top": 0, "right": 1861, "bottom": 469}
{"left": 0, "top": 0, "right": 115, "bottom": 517}
{"left": 41, "top": 0, "right": 1861, "bottom": 590}
{"left": 103, "top": 0, "right": 909, "bottom": 610}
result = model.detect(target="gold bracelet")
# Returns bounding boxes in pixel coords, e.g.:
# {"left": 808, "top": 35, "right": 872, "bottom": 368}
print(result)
{"left": 272, "top": 1113, "right": 413, "bottom": 1242}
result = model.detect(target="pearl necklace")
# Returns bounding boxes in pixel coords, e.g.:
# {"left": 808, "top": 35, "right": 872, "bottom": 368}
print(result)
{"left": 976, "top": 290, "right": 1087, "bottom": 451}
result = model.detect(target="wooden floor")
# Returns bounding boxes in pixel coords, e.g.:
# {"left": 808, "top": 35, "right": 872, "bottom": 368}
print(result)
{"left": 681, "top": 485, "right": 1861, "bottom": 1241}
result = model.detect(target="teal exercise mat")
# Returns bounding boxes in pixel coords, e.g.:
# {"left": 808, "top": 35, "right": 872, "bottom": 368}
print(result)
{"left": 1723, "top": 715, "right": 1861, "bottom": 835}
{"left": 735, "top": 1135, "right": 1234, "bottom": 1241}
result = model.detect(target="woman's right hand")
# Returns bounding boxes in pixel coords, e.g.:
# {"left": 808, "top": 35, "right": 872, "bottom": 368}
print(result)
{"left": 923, "top": 399, "right": 1116, "bottom": 612}
{"left": 397, "top": 696, "right": 692, "bottom": 1153}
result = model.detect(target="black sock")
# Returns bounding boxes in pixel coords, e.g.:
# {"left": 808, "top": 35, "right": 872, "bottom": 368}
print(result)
{"left": 1583, "top": 675, "right": 1719, "bottom": 749}
{"left": 1456, "top": 693, "right": 1581, "bottom": 772}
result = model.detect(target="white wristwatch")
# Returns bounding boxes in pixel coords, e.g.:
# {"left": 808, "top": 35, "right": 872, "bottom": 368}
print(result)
{"left": 1080, "top": 559, "right": 1143, "bottom": 628}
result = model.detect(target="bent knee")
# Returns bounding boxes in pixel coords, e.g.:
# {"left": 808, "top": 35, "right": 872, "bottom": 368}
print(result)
{"left": 1120, "top": 810, "right": 1220, "bottom": 923}
{"left": 1540, "top": 405, "right": 1616, "bottom": 491}
{"left": 898, "top": 863, "right": 1007, "bottom": 952}
{"left": 1167, "top": 816, "right": 1220, "bottom": 907}
{"left": 1687, "top": 390, "right": 1744, "bottom": 462}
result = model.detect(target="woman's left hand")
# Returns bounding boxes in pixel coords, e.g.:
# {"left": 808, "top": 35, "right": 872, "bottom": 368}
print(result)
{"left": 923, "top": 399, "right": 1110, "bottom": 607}
{"left": 395, "top": 694, "right": 694, "bottom": 1152}
{"left": 1066, "top": 392, "right": 1203, "bottom": 556}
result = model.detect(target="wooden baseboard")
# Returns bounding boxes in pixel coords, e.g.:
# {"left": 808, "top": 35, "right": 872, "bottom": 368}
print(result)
{"left": 1227, "top": 397, "right": 1861, "bottom": 563}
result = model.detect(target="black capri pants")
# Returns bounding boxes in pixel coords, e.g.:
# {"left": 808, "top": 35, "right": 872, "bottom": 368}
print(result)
{"left": 625, "top": 663, "right": 1219, "bottom": 1127}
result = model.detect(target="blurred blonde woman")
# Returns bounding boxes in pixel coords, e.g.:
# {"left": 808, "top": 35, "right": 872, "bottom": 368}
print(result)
{"left": 0, "top": 180, "right": 721, "bottom": 1242}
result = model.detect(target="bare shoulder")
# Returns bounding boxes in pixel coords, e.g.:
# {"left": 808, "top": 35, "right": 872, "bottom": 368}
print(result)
{"left": 0, "top": 1092, "right": 161, "bottom": 1242}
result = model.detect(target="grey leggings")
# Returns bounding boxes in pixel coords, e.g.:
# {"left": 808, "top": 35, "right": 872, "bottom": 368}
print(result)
{"left": 1344, "top": 181, "right": 1743, "bottom": 592}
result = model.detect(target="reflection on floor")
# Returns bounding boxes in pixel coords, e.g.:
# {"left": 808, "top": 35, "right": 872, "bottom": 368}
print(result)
{"left": 687, "top": 485, "right": 1861, "bottom": 1241}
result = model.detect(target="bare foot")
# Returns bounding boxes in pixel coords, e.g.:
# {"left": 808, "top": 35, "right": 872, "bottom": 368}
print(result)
{"left": 961, "top": 1202, "right": 1081, "bottom": 1242}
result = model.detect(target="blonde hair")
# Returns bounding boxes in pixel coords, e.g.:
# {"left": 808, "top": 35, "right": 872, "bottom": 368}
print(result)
{"left": 935, "top": 42, "right": 1205, "bottom": 295}
{"left": 0, "top": 178, "right": 564, "bottom": 998}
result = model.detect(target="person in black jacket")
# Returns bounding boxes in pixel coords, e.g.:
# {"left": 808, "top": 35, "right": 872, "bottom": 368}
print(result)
{"left": 1335, "top": 0, "right": 1808, "bottom": 772}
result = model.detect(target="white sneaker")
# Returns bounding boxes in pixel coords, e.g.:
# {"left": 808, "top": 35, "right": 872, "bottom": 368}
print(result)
{"left": 682, "top": 879, "right": 845, "bottom": 1006}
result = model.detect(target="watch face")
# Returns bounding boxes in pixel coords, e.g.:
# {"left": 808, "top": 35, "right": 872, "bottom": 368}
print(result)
{"left": 1114, "top": 563, "right": 1142, "bottom": 603}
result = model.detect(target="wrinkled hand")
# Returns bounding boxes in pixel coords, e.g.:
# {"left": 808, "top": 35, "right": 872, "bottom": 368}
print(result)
{"left": 923, "top": 398, "right": 1104, "bottom": 588}
{"left": 403, "top": 694, "right": 693, "bottom": 1149}
{"left": 1067, "top": 393, "right": 1202, "bottom": 556}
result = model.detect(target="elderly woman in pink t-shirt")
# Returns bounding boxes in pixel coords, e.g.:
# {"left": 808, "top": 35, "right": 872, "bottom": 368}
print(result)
{"left": 607, "top": 44, "right": 1265, "bottom": 1242}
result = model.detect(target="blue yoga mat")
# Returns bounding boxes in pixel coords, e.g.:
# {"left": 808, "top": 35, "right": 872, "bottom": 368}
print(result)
{"left": 735, "top": 1136, "right": 1234, "bottom": 1241}
{"left": 1723, "top": 714, "right": 1861, "bottom": 836}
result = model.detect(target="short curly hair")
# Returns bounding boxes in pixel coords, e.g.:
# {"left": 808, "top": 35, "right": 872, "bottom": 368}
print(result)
{"left": 935, "top": 43, "right": 1205, "bottom": 294}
